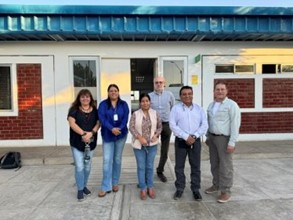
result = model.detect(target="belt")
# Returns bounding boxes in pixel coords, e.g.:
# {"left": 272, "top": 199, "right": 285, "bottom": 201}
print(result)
{"left": 210, "top": 133, "right": 225, "bottom": 136}
{"left": 162, "top": 122, "right": 169, "bottom": 124}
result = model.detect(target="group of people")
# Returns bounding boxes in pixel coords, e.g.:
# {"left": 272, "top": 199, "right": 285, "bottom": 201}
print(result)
{"left": 67, "top": 77, "right": 241, "bottom": 204}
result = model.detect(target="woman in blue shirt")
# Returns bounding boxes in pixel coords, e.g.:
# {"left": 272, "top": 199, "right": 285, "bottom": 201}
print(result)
{"left": 98, "top": 84, "right": 129, "bottom": 197}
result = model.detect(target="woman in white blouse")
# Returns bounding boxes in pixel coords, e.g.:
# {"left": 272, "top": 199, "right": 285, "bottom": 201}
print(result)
{"left": 129, "top": 93, "right": 162, "bottom": 200}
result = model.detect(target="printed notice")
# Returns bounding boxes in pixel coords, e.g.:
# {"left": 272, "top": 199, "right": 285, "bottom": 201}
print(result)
{"left": 192, "top": 75, "right": 198, "bottom": 85}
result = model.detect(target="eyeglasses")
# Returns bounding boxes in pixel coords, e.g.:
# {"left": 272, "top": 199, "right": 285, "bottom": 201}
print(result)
{"left": 155, "top": 81, "right": 164, "bottom": 84}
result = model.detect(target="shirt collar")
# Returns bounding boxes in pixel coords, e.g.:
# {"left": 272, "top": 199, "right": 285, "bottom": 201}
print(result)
{"left": 181, "top": 102, "right": 194, "bottom": 110}
{"left": 215, "top": 97, "right": 228, "bottom": 104}
{"left": 154, "top": 90, "right": 164, "bottom": 95}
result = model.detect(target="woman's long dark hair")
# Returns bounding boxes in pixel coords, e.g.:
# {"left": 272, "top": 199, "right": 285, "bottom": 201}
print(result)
{"left": 106, "top": 84, "right": 121, "bottom": 109}
{"left": 69, "top": 89, "right": 96, "bottom": 113}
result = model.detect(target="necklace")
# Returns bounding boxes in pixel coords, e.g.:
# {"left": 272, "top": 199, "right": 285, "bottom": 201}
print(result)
{"left": 80, "top": 106, "right": 91, "bottom": 113}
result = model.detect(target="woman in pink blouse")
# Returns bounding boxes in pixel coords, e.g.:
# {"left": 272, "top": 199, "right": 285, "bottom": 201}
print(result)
{"left": 129, "top": 93, "right": 162, "bottom": 200}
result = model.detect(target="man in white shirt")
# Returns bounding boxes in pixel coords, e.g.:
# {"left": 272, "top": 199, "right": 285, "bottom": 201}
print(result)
{"left": 169, "top": 86, "right": 208, "bottom": 201}
{"left": 205, "top": 82, "right": 241, "bottom": 203}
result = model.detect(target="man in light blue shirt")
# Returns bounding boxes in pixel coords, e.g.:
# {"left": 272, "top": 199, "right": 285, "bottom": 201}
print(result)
{"left": 205, "top": 82, "right": 241, "bottom": 203}
{"left": 169, "top": 86, "right": 208, "bottom": 201}
{"left": 149, "top": 76, "right": 175, "bottom": 182}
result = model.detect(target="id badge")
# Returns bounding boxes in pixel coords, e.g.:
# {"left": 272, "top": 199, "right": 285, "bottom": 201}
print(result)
{"left": 113, "top": 114, "right": 118, "bottom": 121}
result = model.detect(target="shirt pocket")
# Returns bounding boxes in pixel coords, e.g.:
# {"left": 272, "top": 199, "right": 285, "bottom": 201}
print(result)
{"left": 216, "top": 108, "right": 229, "bottom": 120}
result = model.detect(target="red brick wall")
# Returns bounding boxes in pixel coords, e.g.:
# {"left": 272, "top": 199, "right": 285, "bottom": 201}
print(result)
{"left": 0, "top": 64, "right": 43, "bottom": 140}
{"left": 214, "top": 79, "right": 255, "bottom": 108}
{"left": 240, "top": 112, "right": 293, "bottom": 133}
{"left": 263, "top": 78, "right": 293, "bottom": 108}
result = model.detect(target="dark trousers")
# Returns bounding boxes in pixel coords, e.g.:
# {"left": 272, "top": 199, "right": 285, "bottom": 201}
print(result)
{"left": 156, "top": 122, "right": 172, "bottom": 173}
{"left": 174, "top": 137, "right": 201, "bottom": 192}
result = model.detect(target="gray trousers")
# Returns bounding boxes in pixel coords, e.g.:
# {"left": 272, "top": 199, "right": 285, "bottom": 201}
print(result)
{"left": 208, "top": 135, "right": 233, "bottom": 193}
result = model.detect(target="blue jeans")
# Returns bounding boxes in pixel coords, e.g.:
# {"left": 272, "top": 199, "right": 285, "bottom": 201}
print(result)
{"left": 71, "top": 147, "right": 94, "bottom": 191}
{"left": 133, "top": 145, "right": 157, "bottom": 190}
{"left": 101, "top": 136, "right": 127, "bottom": 191}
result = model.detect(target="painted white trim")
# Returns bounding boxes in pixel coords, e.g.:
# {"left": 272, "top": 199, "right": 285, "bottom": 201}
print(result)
{"left": 239, "top": 133, "right": 293, "bottom": 141}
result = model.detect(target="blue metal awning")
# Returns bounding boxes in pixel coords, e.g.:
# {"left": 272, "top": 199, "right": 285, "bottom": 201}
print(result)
{"left": 0, "top": 5, "right": 293, "bottom": 41}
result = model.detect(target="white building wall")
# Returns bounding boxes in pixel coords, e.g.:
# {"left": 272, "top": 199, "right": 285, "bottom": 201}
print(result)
{"left": 0, "top": 41, "right": 292, "bottom": 147}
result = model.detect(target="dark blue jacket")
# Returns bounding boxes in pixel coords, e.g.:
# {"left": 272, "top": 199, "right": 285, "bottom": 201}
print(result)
{"left": 98, "top": 98, "right": 129, "bottom": 142}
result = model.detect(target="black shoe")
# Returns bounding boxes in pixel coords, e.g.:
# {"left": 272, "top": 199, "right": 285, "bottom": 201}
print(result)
{"left": 157, "top": 172, "right": 167, "bottom": 182}
{"left": 83, "top": 187, "right": 91, "bottom": 196}
{"left": 77, "top": 190, "right": 84, "bottom": 201}
{"left": 193, "top": 191, "right": 202, "bottom": 201}
{"left": 173, "top": 190, "right": 183, "bottom": 200}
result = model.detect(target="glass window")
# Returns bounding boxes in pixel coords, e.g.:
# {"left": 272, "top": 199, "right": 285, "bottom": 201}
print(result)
{"left": 163, "top": 59, "right": 184, "bottom": 101}
{"left": 262, "top": 64, "right": 277, "bottom": 74}
{"left": 73, "top": 60, "right": 96, "bottom": 87}
{"left": 282, "top": 65, "right": 293, "bottom": 73}
{"left": 235, "top": 65, "right": 254, "bottom": 73}
{"left": 215, "top": 65, "right": 234, "bottom": 73}
{"left": 0, "top": 66, "right": 12, "bottom": 110}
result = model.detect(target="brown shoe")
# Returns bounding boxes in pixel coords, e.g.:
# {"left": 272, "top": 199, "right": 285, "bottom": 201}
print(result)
{"left": 147, "top": 188, "right": 156, "bottom": 199}
{"left": 112, "top": 185, "right": 119, "bottom": 192}
{"left": 217, "top": 192, "right": 231, "bottom": 203}
{"left": 140, "top": 190, "right": 147, "bottom": 200}
{"left": 98, "top": 191, "right": 111, "bottom": 197}
{"left": 205, "top": 185, "right": 218, "bottom": 194}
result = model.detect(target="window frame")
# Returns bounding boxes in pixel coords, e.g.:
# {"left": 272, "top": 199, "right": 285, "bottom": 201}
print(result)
{"left": 69, "top": 56, "right": 99, "bottom": 102}
{"left": 0, "top": 63, "right": 18, "bottom": 117}
{"left": 215, "top": 64, "right": 255, "bottom": 75}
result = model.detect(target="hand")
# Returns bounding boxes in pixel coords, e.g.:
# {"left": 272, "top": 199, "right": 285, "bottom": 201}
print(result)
{"left": 151, "top": 135, "right": 158, "bottom": 143}
{"left": 112, "top": 127, "right": 121, "bottom": 136}
{"left": 82, "top": 132, "right": 92, "bottom": 143}
{"left": 185, "top": 135, "right": 196, "bottom": 146}
{"left": 139, "top": 136, "right": 148, "bottom": 146}
{"left": 226, "top": 145, "right": 235, "bottom": 154}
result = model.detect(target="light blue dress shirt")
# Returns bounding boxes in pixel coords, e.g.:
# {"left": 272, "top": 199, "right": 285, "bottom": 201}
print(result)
{"left": 149, "top": 90, "right": 175, "bottom": 122}
{"left": 169, "top": 102, "right": 208, "bottom": 140}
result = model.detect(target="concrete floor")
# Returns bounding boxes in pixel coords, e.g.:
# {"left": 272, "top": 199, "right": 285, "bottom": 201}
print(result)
{"left": 0, "top": 140, "right": 292, "bottom": 220}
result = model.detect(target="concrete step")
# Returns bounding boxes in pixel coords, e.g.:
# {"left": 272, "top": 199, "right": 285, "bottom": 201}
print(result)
{"left": 0, "top": 141, "right": 292, "bottom": 166}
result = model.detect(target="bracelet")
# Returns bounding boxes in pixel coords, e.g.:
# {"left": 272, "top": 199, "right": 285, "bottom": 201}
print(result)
{"left": 91, "top": 130, "right": 96, "bottom": 135}
{"left": 81, "top": 132, "right": 87, "bottom": 136}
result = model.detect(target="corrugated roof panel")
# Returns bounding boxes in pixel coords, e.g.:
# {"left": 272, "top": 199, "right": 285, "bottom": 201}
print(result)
{"left": 100, "top": 17, "right": 111, "bottom": 32}
{"left": 48, "top": 16, "right": 61, "bottom": 31}
{"left": 210, "top": 18, "right": 221, "bottom": 32}
{"left": 186, "top": 17, "right": 198, "bottom": 31}
{"left": 247, "top": 17, "right": 258, "bottom": 31}
{"left": 199, "top": 17, "right": 210, "bottom": 32}
{"left": 87, "top": 17, "right": 99, "bottom": 32}
{"left": 124, "top": 16, "right": 136, "bottom": 32}
{"left": 162, "top": 17, "right": 174, "bottom": 32}
{"left": 0, "top": 5, "right": 292, "bottom": 41}
{"left": 174, "top": 17, "right": 185, "bottom": 31}
{"left": 223, "top": 18, "right": 234, "bottom": 32}
{"left": 61, "top": 16, "right": 73, "bottom": 31}
{"left": 137, "top": 17, "right": 149, "bottom": 32}
{"left": 112, "top": 17, "right": 124, "bottom": 32}
{"left": 235, "top": 18, "right": 246, "bottom": 31}
{"left": 34, "top": 16, "right": 48, "bottom": 31}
